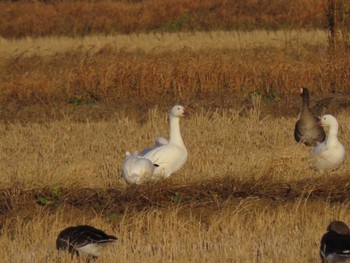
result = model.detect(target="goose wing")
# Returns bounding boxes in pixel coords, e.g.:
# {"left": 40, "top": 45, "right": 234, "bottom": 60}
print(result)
{"left": 312, "top": 141, "right": 327, "bottom": 155}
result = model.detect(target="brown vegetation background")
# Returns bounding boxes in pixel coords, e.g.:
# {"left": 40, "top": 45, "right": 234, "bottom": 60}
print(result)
{"left": 2, "top": 36, "right": 350, "bottom": 122}
{"left": 0, "top": 0, "right": 325, "bottom": 38}
{"left": 0, "top": 0, "right": 349, "bottom": 122}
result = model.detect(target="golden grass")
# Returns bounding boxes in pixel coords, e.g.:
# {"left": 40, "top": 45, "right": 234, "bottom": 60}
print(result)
{"left": 1, "top": 104, "right": 350, "bottom": 262}
{"left": 1, "top": 104, "right": 350, "bottom": 189}
{"left": 1, "top": 199, "right": 350, "bottom": 262}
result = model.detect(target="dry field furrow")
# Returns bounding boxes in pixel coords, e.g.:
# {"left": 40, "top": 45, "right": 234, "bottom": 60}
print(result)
{"left": 1, "top": 174, "right": 350, "bottom": 221}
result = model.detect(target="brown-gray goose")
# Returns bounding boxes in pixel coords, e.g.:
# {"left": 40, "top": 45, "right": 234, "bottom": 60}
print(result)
{"left": 294, "top": 87, "right": 325, "bottom": 146}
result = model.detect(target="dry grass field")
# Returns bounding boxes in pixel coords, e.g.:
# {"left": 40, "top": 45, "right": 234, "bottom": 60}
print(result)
{"left": 1, "top": 101, "right": 350, "bottom": 262}
{"left": 2, "top": 1, "right": 350, "bottom": 262}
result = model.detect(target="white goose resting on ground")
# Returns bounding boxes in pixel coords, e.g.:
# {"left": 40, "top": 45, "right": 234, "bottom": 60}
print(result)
{"left": 320, "top": 221, "right": 350, "bottom": 263}
{"left": 140, "top": 105, "right": 189, "bottom": 180}
{"left": 312, "top": 114, "right": 346, "bottom": 172}
{"left": 121, "top": 151, "right": 157, "bottom": 184}
{"left": 56, "top": 225, "right": 117, "bottom": 259}
{"left": 122, "top": 105, "right": 189, "bottom": 184}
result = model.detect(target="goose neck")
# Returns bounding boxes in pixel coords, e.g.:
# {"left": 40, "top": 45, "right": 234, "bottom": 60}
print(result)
{"left": 169, "top": 116, "right": 185, "bottom": 147}
{"left": 326, "top": 124, "right": 339, "bottom": 146}
{"left": 302, "top": 93, "right": 310, "bottom": 108}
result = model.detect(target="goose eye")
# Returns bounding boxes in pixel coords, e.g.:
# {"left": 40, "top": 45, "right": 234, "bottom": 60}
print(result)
{"left": 178, "top": 107, "right": 180, "bottom": 110}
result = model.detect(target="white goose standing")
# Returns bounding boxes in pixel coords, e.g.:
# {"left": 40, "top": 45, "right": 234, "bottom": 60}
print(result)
{"left": 141, "top": 105, "right": 189, "bottom": 179}
{"left": 312, "top": 114, "right": 346, "bottom": 172}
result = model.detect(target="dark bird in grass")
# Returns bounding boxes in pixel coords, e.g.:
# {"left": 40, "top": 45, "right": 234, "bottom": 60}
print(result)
{"left": 294, "top": 87, "right": 325, "bottom": 146}
{"left": 56, "top": 225, "right": 117, "bottom": 260}
{"left": 320, "top": 221, "right": 350, "bottom": 263}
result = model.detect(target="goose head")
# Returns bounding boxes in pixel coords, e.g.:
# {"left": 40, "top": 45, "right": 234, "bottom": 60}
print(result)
{"left": 170, "top": 105, "right": 189, "bottom": 118}
{"left": 298, "top": 87, "right": 309, "bottom": 97}
{"left": 326, "top": 220, "right": 350, "bottom": 234}
{"left": 319, "top": 114, "right": 339, "bottom": 128}
{"left": 297, "top": 87, "right": 311, "bottom": 108}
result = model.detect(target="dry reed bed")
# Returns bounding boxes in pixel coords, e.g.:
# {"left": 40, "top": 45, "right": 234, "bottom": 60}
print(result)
{"left": 0, "top": 0, "right": 325, "bottom": 38}
{"left": 1, "top": 45, "right": 350, "bottom": 109}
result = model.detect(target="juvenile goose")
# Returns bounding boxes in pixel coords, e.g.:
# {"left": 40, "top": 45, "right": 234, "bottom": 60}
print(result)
{"left": 294, "top": 87, "right": 325, "bottom": 146}
{"left": 56, "top": 225, "right": 117, "bottom": 259}
{"left": 320, "top": 221, "right": 350, "bottom": 263}
{"left": 121, "top": 151, "right": 157, "bottom": 184}
{"left": 141, "top": 105, "right": 189, "bottom": 179}
{"left": 312, "top": 114, "right": 346, "bottom": 172}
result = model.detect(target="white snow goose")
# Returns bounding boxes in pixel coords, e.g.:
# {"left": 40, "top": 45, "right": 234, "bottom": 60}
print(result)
{"left": 56, "top": 225, "right": 117, "bottom": 259}
{"left": 320, "top": 221, "right": 350, "bottom": 263}
{"left": 294, "top": 87, "right": 325, "bottom": 146}
{"left": 121, "top": 151, "right": 158, "bottom": 185}
{"left": 141, "top": 105, "right": 189, "bottom": 179}
{"left": 312, "top": 114, "right": 346, "bottom": 172}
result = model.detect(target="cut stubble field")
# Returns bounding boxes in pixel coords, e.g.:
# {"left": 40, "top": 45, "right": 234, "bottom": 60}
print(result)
{"left": 1, "top": 103, "right": 350, "bottom": 262}
{"left": 1, "top": 29, "right": 350, "bottom": 262}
